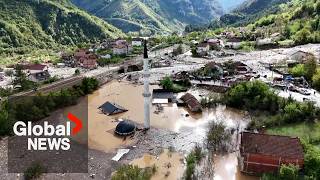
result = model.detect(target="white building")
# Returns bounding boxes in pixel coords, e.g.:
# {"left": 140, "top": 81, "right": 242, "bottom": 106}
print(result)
{"left": 132, "top": 38, "right": 143, "bottom": 46}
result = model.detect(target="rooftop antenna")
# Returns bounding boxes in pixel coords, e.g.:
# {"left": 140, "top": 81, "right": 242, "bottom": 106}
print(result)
{"left": 142, "top": 39, "right": 151, "bottom": 130}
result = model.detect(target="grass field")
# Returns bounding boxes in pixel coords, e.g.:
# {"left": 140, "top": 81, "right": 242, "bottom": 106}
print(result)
{"left": 267, "top": 122, "right": 320, "bottom": 146}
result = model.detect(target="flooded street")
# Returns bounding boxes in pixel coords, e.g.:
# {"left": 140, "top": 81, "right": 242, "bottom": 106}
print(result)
{"left": 66, "top": 80, "right": 257, "bottom": 179}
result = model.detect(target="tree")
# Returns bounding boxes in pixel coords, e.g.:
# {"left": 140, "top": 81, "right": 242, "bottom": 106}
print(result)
{"left": 294, "top": 28, "right": 312, "bottom": 44}
{"left": 304, "top": 55, "right": 317, "bottom": 80}
{"left": 160, "top": 76, "right": 173, "bottom": 90}
{"left": 289, "top": 64, "right": 305, "bottom": 77}
{"left": 13, "top": 65, "right": 35, "bottom": 90}
{"left": 312, "top": 69, "right": 320, "bottom": 91}
{"left": 206, "top": 121, "right": 231, "bottom": 152}
{"left": 317, "top": 2, "right": 320, "bottom": 14}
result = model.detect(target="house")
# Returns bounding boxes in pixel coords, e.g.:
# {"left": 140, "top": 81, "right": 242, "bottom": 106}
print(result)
{"left": 152, "top": 89, "right": 175, "bottom": 104}
{"left": 180, "top": 93, "right": 202, "bottom": 112}
{"left": 22, "top": 64, "right": 49, "bottom": 74}
{"left": 234, "top": 61, "right": 251, "bottom": 74}
{"left": 115, "top": 39, "right": 128, "bottom": 46}
{"left": 290, "top": 50, "right": 315, "bottom": 63}
{"left": 197, "top": 43, "right": 210, "bottom": 56}
{"left": 239, "top": 132, "right": 304, "bottom": 175}
{"left": 132, "top": 38, "right": 143, "bottom": 46}
{"left": 21, "top": 64, "right": 50, "bottom": 82}
{"left": 113, "top": 44, "right": 132, "bottom": 55}
{"left": 28, "top": 71, "right": 50, "bottom": 82}
{"left": 256, "top": 38, "right": 277, "bottom": 48}
{"left": 74, "top": 49, "right": 97, "bottom": 69}
{"left": 82, "top": 56, "right": 97, "bottom": 69}
{"left": 101, "top": 54, "right": 111, "bottom": 59}
{"left": 100, "top": 39, "right": 115, "bottom": 49}
{"left": 99, "top": 102, "right": 128, "bottom": 115}
{"left": 207, "top": 39, "right": 225, "bottom": 49}
{"left": 61, "top": 53, "right": 76, "bottom": 67}
{"left": 225, "top": 42, "right": 242, "bottom": 50}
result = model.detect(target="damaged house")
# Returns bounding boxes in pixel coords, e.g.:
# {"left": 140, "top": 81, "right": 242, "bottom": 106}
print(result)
{"left": 22, "top": 64, "right": 50, "bottom": 82}
{"left": 180, "top": 93, "right": 202, "bottom": 112}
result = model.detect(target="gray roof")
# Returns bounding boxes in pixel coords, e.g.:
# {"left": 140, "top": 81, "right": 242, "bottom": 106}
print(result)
{"left": 99, "top": 102, "right": 128, "bottom": 115}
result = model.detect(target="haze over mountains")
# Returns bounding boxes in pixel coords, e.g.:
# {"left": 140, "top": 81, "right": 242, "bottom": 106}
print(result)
{"left": 217, "top": 0, "right": 246, "bottom": 12}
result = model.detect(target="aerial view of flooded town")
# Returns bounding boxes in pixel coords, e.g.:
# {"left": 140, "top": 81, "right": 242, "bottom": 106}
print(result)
{"left": 1, "top": 0, "right": 320, "bottom": 180}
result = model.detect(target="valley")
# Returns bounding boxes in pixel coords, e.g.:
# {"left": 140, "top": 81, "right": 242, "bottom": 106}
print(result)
{"left": 0, "top": 0, "right": 320, "bottom": 180}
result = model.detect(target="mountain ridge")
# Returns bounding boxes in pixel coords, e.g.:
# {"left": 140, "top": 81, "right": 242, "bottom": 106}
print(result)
{"left": 71, "top": 0, "right": 224, "bottom": 34}
{"left": 0, "top": 0, "right": 124, "bottom": 56}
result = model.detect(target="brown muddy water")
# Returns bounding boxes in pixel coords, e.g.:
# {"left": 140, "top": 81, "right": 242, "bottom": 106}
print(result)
{"left": 67, "top": 80, "right": 258, "bottom": 180}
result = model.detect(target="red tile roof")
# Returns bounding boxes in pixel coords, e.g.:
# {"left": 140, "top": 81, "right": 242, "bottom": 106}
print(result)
{"left": 241, "top": 132, "right": 304, "bottom": 160}
{"left": 22, "top": 64, "right": 47, "bottom": 71}
{"left": 197, "top": 43, "right": 209, "bottom": 48}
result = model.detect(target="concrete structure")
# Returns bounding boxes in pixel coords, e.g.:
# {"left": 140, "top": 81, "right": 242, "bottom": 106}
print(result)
{"left": 142, "top": 40, "right": 151, "bottom": 129}
{"left": 239, "top": 132, "right": 304, "bottom": 175}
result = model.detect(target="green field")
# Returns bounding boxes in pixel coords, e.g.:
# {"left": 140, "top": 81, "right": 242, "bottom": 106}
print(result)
{"left": 267, "top": 122, "right": 320, "bottom": 147}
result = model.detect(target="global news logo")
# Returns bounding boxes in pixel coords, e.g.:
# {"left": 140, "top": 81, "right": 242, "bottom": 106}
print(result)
{"left": 12, "top": 113, "right": 82, "bottom": 151}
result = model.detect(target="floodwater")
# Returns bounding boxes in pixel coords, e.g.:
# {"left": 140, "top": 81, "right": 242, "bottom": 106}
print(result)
{"left": 214, "top": 153, "right": 259, "bottom": 180}
{"left": 67, "top": 80, "right": 257, "bottom": 179}
{"left": 130, "top": 149, "right": 184, "bottom": 180}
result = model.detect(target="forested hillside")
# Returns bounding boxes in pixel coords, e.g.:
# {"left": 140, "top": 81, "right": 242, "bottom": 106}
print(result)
{"left": 185, "top": 0, "right": 320, "bottom": 46}
{"left": 0, "top": 0, "right": 124, "bottom": 56}
{"left": 71, "top": 0, "right": 223, "bottom": 34}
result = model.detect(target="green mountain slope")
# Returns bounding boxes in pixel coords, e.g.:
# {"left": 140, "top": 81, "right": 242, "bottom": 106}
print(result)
{"left": 220, "top": 0, "right": 290, "bottom": 26}
{"left": 187, "top": 0, "right": 320, "bottom": 46}
{"left": 0, "top": 0, "right": 124, "bottom": 56}
{"left": 71, "top": 0, "right": 223, "bottom": 34}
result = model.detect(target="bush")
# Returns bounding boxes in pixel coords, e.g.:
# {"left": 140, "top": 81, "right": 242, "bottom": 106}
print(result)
{"left": 111, "top": 165, "right": 156, "bottom": 180}
{"left": 304, "top": 56, "right": 317, "bottom": 80}
{"left": 206, "top": 121, "right": 231, "bottom": 152}
{"left": 312, "top": 69, "right": 320, "bottom": 91}
{"left": 160, "top": 76, "right": 187, "bottom": 93}
{"left": 303, "top": 142, "right": 320, "bottom": 179}
{"left": 185, "top": 146, "right": 204, "bottom": 180}
{"left": 224, "top": 81, "right": 280, "bottom": 113}
{"left": 24, "top": 163, "right": 46, "bottom": 180}
{"left": 279, "top": 164, "right": 299, "bottom": 180}
{"left": 289, "top": 64, "right": 305, "bottom": 77}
